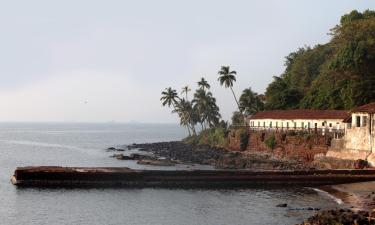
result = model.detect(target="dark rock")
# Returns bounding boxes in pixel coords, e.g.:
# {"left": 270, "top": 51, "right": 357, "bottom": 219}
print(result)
{"left": 354, "top": 159, "right": 369, "bottom": 169}
{"left": 122, "top": 141, "right": 306, "bottom": 170}
{"left": 115, "top": 153, "right": 156, "bottom": 161}
{"left": 298, "top": 209, "right": 375, "bottom": 225}
{"left": 276, "top": 203, "right": 287, "bottom": 207}
{"left": 137, "top": 159, "right": 175, "bottom": 166}
{"left": 106, "top": 147, "right": 126, "bottom": 152}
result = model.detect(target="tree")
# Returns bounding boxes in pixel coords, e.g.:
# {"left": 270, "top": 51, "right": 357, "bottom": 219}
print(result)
{"left": 172, "top": 99, "right": 197, "bottom": 136}
{"left": 193, "top": 88, "right": 221, "bottom": 130}
{"left": 161, "top": 87, "right": 196, "bottom": 136}
{"left": 265, "top": 10, "right": 375, "bottom": 110}
{"left": 160, "top": 87, "right": 179, "bottom": 107}
{"left": 264, "top": 76, "right": 302, "bottom": 110}
{"left": 231, "top": 111, "right": 243, "bottom": 126}
{"left": 181, "top": 86, "right": 191, "bottom": 101}
{"left": 197, "top": 77, "right": 210, "bottom": 91}
{"left": 239, "top": 88, "right": 264, "bottom": 115}
{"left": 217, "top": 66, "right": 241, "bottom": 114}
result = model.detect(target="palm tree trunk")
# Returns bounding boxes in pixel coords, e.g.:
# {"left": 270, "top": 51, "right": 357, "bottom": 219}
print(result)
{"left": 190, "top": 124, "right": 197, "bottom": 136}
{"left": 230, "top": 87, "right": 240, "bottom": 111}
{"left": 230, "top": 87, "right": 246, "bottom": 125}
{"left": 186, "top": 126, "right": 191, "bottom": 136}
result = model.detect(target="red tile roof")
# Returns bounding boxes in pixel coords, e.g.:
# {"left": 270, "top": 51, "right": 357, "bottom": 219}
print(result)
{"left": 249, "top": 109, "right": 349, "bottom": 120}
{"left": 350, "top": 102, "right": 375, "bottom": 113}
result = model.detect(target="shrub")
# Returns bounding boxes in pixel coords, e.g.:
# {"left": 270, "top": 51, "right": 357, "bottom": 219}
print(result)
{"left": 265, "top": 135, "right": 276, "bottom": 150}
{"left": 186, "top": 128, "right": 229, "bottom": 147}
{"left": 213, "top": 128, "right": 229, "bottom": 147}
{"left": 236, "top": 128, "right": 249, "bottom": 151}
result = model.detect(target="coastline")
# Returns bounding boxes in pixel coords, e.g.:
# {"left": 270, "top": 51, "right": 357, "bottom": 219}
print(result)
{"left": 124, "top": 141, "right": 308, "bottom": 170}
{"left": 322, "top": 182, "right": 375, "bottom": 211}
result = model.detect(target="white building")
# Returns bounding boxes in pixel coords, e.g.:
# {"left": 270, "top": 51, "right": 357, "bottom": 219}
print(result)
{"left": 248, "top": 109, "right": 348, "bottom": 131}
{"left": 343, "top": 102, "right": 375, "bottom": 152}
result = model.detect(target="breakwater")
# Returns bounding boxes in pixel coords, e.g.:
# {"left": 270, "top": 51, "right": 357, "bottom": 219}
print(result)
{"left": 11, "top": 166, "right": 375, "bottom": 188}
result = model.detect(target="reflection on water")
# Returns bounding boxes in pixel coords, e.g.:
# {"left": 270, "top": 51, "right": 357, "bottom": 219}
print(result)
{"left": 0, "top": 123, "right": 340, "bottom": 225}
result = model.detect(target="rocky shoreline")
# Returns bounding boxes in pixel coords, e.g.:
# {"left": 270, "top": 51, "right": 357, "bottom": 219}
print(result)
{"left": 124, "top": 141, "right": 308, "bottom": 170}
{"left": 298, "top": 209, "right": 375, "bottom": 225}
{"left": 107, "top": 141, "right": 375, "bottom": 224}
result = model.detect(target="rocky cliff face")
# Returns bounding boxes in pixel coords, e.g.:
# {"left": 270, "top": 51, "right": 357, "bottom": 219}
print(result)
{"left": 239, "top": 130, "right": 330, "bottom": 162}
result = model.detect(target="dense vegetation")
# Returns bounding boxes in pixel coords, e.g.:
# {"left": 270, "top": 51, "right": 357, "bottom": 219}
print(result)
{"left": 265, "top": 10, "right": 375, "bottom": 110}
{"left": 161, "top": 10, "right": 375, "bottom": 150}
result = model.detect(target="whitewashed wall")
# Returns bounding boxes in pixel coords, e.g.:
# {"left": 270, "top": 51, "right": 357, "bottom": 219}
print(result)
{"left": 248, "top": 118, "right": 345, "bottom": 130}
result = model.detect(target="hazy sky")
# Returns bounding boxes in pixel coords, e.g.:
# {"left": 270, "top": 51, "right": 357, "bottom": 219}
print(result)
{"left": 0, "top": 1, "right": 373, "bottom": 123}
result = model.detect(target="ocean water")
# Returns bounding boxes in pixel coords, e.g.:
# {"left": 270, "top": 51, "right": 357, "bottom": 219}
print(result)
{"left": 0, "top": 123, "right": 340, "bottom": 225}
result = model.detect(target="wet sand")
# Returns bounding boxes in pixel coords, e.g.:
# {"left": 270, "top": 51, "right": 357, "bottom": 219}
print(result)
{"left": 321, "top": 181, "right": 375, "bottom": 211}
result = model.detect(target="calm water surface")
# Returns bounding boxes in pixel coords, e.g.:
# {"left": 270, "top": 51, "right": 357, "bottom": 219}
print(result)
{"left": 0, "top": 123, "right": 339, "bottom": 225}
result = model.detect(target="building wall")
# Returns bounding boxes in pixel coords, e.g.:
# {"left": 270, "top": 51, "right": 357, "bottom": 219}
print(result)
{"left": 344, "top": 112, "right": 375, "bottom": 152}
{"left": 248, "top": 118, "right": 345, "bottom": 130}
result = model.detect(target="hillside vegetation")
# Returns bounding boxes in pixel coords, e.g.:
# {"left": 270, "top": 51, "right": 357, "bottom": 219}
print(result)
{"left": 265, "top": 10, "right": 375, "bottom": 110}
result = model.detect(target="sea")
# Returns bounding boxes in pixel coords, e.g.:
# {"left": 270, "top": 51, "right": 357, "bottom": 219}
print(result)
{"left": 0, "top": 123, "right": 341, "bottom": 225}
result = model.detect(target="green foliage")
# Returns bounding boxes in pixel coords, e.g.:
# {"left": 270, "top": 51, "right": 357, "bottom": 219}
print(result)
{"left": 239, "top": 88, "right": 264, "bottom": 115}
{"left": 235, "top": 128, "right": 249, "bottom": 151}
{"left": 265, "top": 76, "right": 303, "bottom": 110}
{"left": 192, "top": 88, "right": 221, "bottom": 129}
{"left": 265, "top": 10, "right": 375, "bottom": 110}
{"left": 231, "top": 111, "right": 243, "bottom": 126}
{"left": 265, "top": 135, "right": 276, "bottom": 150}
{"left": 184, "top": 128, "right": 229, "bottom": 147}
{"left": 162, "top": 77, "right": 222, "bottom": 136}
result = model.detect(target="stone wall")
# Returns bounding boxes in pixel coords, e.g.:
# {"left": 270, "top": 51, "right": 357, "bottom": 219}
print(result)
{"left": 246, "top": 130, "right": 331, "bottom": 162}
{"left": 344, "top": 127, "right": 372, "bottom": 151}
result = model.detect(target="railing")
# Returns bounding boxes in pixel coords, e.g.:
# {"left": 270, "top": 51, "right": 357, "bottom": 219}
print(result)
{"left": 230, "top": 125, "right": 345, "bottom": 138}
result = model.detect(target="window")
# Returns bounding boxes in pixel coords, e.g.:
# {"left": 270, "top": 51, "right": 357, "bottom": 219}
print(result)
{"left": 281, "top": 122, "right": 283, "bottom": 128}
{"left": 270, "top": 122, "right": 272, "bottom": 128}
{"left": 307, "top": 122, "right": 310, "bottom": 129}
{"left": 286, "top": 122, "right": 289, "bottom": 128}
{"left": 362, "top": 116, "right": 368, "bottom": 127}
{"left": 315, "top": 123, "right": 318, "bottom": 128}
{"left": 294, "top": 122, "right": 297, "bottom": 129}
{"left": 322, "top": 122, "right": 325, "bottom": 126}
{"left": 356, "top": 116, "right": 361, "bottom": 127}
{"left": 263, "top": 122, "right": 266, "bottom": 127}
{"left": 276, "top": 122, "right": 278, "bottom": 128}
{"left": 301, "top": 122, "right": 304, "bottom": 128}
{"left": 258, "top": 121, "right": 260, "bottom": 127}
{"left": 329, "top": 123, "right": 332, "bottom": 127}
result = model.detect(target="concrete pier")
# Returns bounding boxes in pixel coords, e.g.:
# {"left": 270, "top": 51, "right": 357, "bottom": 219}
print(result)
{"left": 11, "top": 166, "right": 375, "bottom": 188}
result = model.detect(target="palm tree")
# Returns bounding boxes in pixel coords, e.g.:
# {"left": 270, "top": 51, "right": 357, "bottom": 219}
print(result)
{"left": 192, "top": 89, "right": 207, "bottom": 130}
{"left": 193, "top": 89, "right": 221, "bottom": 130}
{"left": 181, "top": 86, "right": 191, "bottom": 101}
{"left": 239, "top": 88, "right": 264, "bottom": 116}
{"left": 161, "top": 87, "right": 197, "bottom": 136}
{"left": 172, "top": 99, "right": 197, "bottom": 136}
{"left": 205, "top": 95, "right": 221, "bottom": 127}
{"left": 217, "top": 66, "right": 241, "bottom": 113}
{"left": 197, "top": 77, "right": 210, "bottom": 91}
{"left": 160, "top": 87, "right": 179, "bottom": 108}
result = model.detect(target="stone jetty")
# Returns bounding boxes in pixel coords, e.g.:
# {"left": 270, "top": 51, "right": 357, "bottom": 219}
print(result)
{"left": 10, "top": 166, "right": 375, "bottom": 188}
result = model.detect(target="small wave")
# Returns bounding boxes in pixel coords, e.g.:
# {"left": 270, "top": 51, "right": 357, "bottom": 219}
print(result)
{"left": 0, "top": 139, "right": 93, "bottom": 153}
{"left": 311, "top": 188, "right": 343, "bottom": 205}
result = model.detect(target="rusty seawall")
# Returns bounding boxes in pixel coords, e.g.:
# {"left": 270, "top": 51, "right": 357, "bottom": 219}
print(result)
{"left": 10, "top": 166, "right": 375, "bottom": 188}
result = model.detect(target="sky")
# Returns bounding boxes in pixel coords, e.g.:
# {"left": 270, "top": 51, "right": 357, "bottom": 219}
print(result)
{"left": 0, "top": 0, "right": 373, "bottom": 123}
